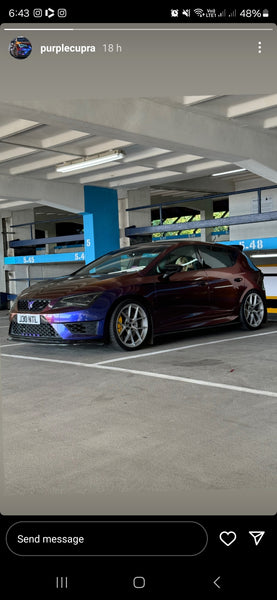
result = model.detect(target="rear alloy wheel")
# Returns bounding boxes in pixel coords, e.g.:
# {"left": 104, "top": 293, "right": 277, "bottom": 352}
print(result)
{"left": 240, "top": 290, "right": 265, "bottom": 330}
{"left": 109, "top": 300, "right": 150, "bottom": 350}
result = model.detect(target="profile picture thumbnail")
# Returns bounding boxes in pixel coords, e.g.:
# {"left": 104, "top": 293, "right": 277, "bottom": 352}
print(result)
{"left": 9, "top": 37, "right": 32, "bottom": 59}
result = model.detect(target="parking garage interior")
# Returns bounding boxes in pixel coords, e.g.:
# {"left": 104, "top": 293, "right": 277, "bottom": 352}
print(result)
{"left": 0, "top": 95, "right": 277, "bottom": 514}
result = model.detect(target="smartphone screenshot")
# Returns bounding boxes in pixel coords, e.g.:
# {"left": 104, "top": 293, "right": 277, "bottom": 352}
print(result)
{"left": 0, "top": 4, "right": 276, "bottom": 595}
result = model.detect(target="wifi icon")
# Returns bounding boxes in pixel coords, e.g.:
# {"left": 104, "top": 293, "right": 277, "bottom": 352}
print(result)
{"left": 194, "top": 8, "right": 205, "bottom": 17}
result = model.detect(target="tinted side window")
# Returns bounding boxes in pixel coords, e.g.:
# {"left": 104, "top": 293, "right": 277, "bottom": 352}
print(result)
{"left": 155, "top": 245, "right": 202, "bottom": 273}
{"left": 197, "top": 246, "right": 236, "bottom": 269}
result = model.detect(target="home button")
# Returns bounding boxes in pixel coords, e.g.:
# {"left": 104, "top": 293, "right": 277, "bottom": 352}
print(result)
{"left": 133, "top": 576, "right": 146, "bottom": 589}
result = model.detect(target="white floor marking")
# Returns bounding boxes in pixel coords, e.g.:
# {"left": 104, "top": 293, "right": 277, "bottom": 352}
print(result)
{"left": 95, "top": 364, "right": 277, "bottom": 398}
{"left": 0, "top": 342, "right": 27, "bottom": 348}
{"left": 1, "top": 350, "right": 277, "bottom": 398}
{"left": 1, "top": 353, "right": 98, "bottom": 367}
{"left": 96, "top": 329, "right": 277, "bottom": 365}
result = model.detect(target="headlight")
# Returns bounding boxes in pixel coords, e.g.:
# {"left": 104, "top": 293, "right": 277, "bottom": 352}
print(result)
{"left": 9, "top": 299, "right": 18, "bottom": 312}
{"left": 54, "top": 293, "right": 101, "bottom": 309}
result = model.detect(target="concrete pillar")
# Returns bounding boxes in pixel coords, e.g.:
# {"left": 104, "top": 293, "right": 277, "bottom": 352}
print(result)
{"left": 11, "top": 208, "right": 35, "bottom": 242}
{"left": 43, "top": 220, "right": 56, "bottom": 254}
{"left": 118, "top": 187, "right": 152, "bottom": 246}
{"left": 9, "top": 208, "right": 35, "bottom": 296}
{"left": 199, "top": 199, "right": 213, "bottom": 242}
{"left": 0, "top": 214, "right": 7, "bottom": 299}
{"left": 0, "top": 211, "right": 18, "bottom": 301}
{"left": 118, "top": 196, "right": 130, "bottom": 247}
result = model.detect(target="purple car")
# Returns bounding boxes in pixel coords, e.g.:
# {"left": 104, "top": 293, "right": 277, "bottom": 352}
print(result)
{"left": 9, "top": 240, "right": 267, "bottom": 350}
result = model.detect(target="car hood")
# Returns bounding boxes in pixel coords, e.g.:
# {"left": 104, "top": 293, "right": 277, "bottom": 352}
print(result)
{"left": 17, "top": 272, "right": 142, "bottom": 300}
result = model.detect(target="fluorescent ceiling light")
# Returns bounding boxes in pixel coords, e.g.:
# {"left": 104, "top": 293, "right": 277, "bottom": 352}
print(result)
{"left": 251, "top": 253, "right": 277, "bottom": 258}
{"left": 56, "top": 149, "right": 125, "bottom": 173}
{"left": 212, "top": 168, "right": 247, "bottom": 177}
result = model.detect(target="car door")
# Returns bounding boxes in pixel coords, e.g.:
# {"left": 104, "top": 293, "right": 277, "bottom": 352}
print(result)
{"left": 196, "top": 244, "right": 245, "bottom": 319}
{"left": 152, "top": 245, "right": 210, "bottom": 333}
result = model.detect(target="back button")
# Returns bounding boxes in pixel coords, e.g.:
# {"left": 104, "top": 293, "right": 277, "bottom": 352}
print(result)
{"left": 213, "top": 576, "right": 222, "bottom": 590}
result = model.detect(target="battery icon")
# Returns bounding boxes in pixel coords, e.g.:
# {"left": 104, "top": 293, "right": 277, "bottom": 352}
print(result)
{"left": 262, "top": 9, "right": 269, "bottom": 17}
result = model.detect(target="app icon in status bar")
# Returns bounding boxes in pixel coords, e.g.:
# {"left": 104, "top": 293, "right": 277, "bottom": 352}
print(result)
{"left": 33, "top": 8, "right": 67, "bottom": 18}
{"left": 33, "top": 8, "right": 43, "bottom": 18}
{"left": 57, "top": 8, "right": 67, "bottom": 18}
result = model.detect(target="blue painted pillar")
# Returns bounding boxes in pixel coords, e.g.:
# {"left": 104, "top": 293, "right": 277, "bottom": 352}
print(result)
{"left": 82, "top": 212, "right": 95, "bottom": 264}
{"left": 83, "top": 186, "right": 120, "bottom": 262}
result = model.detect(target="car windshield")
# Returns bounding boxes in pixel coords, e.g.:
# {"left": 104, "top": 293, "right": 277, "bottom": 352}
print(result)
{"left": 73, "top": 246, "right": 165, "bottom": 277}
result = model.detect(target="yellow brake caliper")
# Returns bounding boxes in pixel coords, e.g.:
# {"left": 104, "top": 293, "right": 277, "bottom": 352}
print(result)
{"left": 117, "top": 315, "right": 123, "bottom": 334}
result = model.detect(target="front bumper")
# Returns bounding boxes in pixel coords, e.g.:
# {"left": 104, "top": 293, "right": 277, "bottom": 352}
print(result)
{"left": 9, "top": 311, "right": 104, "bottom": 342}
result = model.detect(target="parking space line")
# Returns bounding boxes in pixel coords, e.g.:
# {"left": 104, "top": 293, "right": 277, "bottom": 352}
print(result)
{"left": 1, "top": 328, "right": 277, "bottom": 360}
{"left": 95, "top": 364, "right": 277, "bottom": 398}
{"left": 1, "top": 353, "right": 98, "bottom": 367}
{"left": 96, "top": 329, "right": 277, "bottom": 365}
{"left": 0, "top": 343, "right": 27, "bottom": 348}
{"left": 1, "top": 351, "right": 277, "bottom": 398}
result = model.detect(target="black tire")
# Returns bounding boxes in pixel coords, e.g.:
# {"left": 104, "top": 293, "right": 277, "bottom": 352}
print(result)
{"left": 239, "top": 290, "right": 266, "bottom": 330}
{"left": 109, "top": 299, "right": 151, "bottom": 351}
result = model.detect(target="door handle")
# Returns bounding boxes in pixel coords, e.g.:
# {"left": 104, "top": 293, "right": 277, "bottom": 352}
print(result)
{"left": 234, "top": 277, "right": 243, "bottom": 282}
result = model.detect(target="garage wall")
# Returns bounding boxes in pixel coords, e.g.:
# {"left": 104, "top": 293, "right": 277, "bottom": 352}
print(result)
{"left": 229, "top": 179, "right": 277, "bottom": 240}
{"left": 7, "top": 263, "right": 82, "bottom": 297}
{"left": 1, "top": 205, "right": 84, "bottom": 296}
{"left": 2, "top": 185, "right": 120, "bottom": 297}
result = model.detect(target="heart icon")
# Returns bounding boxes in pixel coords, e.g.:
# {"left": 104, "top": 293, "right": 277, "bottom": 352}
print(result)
{"left": 219, "top": 531, "right": 237, "bottom": 546}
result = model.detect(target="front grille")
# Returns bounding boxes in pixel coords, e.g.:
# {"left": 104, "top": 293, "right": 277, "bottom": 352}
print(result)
{"left": 66, "top": 321, "right": 98, "bottom": 336}
{"left": 10, "top": 318, "right": 59, "bottom": 338}
{"left": 17, "top": 299, "right": 50, "bottom": 312}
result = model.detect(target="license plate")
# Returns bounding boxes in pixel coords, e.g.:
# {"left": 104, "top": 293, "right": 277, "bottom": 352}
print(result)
{"left": 17, "top": 314, "right": 40, "bottom": 325}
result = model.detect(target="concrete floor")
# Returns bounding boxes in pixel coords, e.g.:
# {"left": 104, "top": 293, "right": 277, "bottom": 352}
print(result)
{"left": 1, "top": 312, "right": 277, "bottom": 515}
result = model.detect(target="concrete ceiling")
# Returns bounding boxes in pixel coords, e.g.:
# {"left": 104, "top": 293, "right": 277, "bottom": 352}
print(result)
{"left": 0, "top": 94, "right": 276, "bottom": 211}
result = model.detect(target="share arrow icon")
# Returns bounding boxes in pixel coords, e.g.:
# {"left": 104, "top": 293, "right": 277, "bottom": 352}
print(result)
{"left": 249, "top": 531, "right": 265, "bottom": 546}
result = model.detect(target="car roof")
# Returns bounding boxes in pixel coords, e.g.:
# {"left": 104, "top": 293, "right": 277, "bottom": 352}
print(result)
{"left": 120, "top": 240, "right": 240, "bottom": 252}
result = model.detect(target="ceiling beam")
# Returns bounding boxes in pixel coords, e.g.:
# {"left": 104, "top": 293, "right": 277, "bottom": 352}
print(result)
{"left": 1, "top": 97, "right": 277, "bottom": 183}
{"left": 0, "top": 173, "right": 84, "bottom": 213}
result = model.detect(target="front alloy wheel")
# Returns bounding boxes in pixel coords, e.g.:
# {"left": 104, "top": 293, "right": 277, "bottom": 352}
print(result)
{"left": 240, "top": 290, "right": 265, "bottom": 330}
{"left": 109, "top": 300, "right": 150, "bottom": 350}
